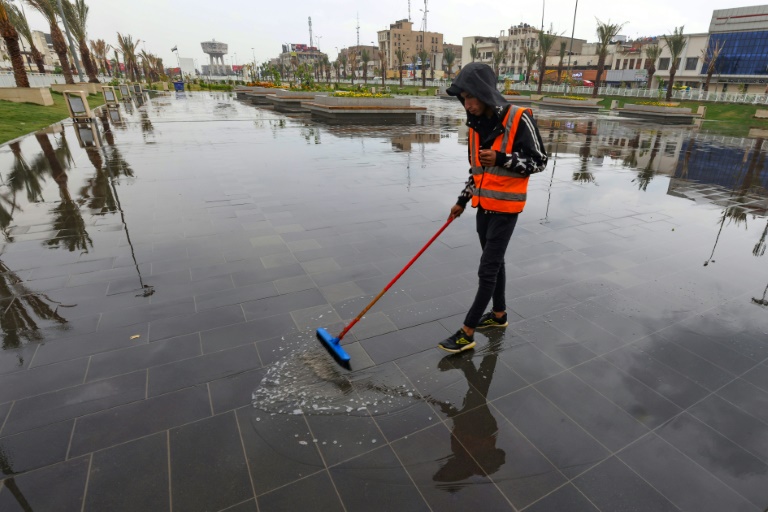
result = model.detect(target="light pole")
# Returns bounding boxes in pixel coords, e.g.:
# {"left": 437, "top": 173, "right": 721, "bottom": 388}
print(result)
{"left": 251, "top": 47, "right": 256, "bottom": 81}
{"left": 56, "top": 0, "right": 84, "bottom": 82}
{"left": 564, "top": 0, "right": 579, "bottom": 95}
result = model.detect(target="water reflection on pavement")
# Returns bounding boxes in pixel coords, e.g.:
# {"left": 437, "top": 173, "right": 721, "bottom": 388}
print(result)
{"left": 0, "top": 91, "right": 765, "bottom": 512}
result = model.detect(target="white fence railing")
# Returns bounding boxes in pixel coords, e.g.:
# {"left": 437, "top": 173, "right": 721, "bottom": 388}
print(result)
{"left": 0, "top": 72, "right": 112, "bottom": 88}
{"left": 510, "top": 83, "right": 768, "bottom": 105}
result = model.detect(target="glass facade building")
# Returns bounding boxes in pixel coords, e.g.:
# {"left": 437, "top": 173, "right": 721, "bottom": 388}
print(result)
{"left": 705, "top": 30, "right": 768, "bottom": 76}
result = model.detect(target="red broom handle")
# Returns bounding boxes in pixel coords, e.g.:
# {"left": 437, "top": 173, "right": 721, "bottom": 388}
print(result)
{"left": 336, "top": 216, "right": 455, "bottom": 341}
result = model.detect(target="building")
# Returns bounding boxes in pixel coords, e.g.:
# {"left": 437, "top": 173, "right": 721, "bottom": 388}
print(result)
{"left": 278, "top": 43, "right": 327, "bottom": 77}
{"left": 338, "top": 45, "right": 381, "bottom": 79}
{"left": 704, "top": 5, "right": 768, "bottom": 93}
{"left": 462, "top": 23, "right": 585, "bottom": 83}
{"left": 0, "top": 30, "right": 57, "bottom": 72}
{"left": 443, "top": 43, "right": 462, "bottom": 78}
{"left": 650, "top": 33, "right": 709, "bottom": 90}
{"left": 377, "top": 19, "right": 444, "bottom": 79}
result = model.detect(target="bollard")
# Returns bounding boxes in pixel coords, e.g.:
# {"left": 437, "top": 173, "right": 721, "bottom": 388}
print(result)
{"left": 610, "top": 100, "right": 619, "bottom": 110}
{"left": 697, "top": 105, "right": 707, "bottom": 118}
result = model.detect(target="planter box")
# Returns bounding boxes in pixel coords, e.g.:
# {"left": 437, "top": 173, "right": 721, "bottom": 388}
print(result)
{"left": 623, "top": 103, "right": 692, "bottom": 115}
{"left": 541, "top": 96, "right": 601, "bottom": 106}
{"left": 266, "top": 91, "right": 329, "bottom": 112}
{"left": 0, "top": 86, "right": 53, "bottom": 106}
{"left": 51, "top": 83, "right": 100, "bottom": 95}
{"left": 304, "top": 95, "right": 426, "bottom": 123}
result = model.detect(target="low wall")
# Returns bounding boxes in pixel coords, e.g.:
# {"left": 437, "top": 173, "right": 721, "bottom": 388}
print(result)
{"left": 624, "top": 103, "right": 692, "bottom": 115}
{"left": 51, "top": 83, "right": 100, "bottom": 95}
{"left": 0, "top": 86, "right": 54, "bottom": 106}
{"left": 312, "top": 96, "right": 412, "bottom": 107}
{"left": 541, "top": 96, "right": 601, "bottom": 106}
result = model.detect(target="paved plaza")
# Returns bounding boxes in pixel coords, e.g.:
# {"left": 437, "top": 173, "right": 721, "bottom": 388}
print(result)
{"left": 0, "top": 91, "right": 766, "bottom": 511}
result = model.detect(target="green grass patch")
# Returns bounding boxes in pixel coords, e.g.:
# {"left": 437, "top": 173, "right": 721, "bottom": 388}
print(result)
{"left": 0, "top": 91, "right": 105, "bottom": 145}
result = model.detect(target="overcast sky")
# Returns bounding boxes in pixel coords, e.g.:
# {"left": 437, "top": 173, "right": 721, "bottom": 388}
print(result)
{"left": 19, "top": 0, "right": 730, "bottom": 68}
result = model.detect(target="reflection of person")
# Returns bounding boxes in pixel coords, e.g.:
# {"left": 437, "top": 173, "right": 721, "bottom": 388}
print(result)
{"left": 439, "top": 62, "right": 548, "bottom": 353}
{"left": 433, "top": 335, "right": 505, "bottom": 485}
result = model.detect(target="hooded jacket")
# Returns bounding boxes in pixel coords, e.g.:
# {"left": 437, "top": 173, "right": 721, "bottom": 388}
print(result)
{"left": 447, "top": 63, "right": 548, "bottom": 209}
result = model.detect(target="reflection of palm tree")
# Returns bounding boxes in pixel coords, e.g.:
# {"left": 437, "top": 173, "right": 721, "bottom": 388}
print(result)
{"left": 754, "top": 220, "right": 768, "bottom": 257}
{"left": 634, "top": 130, "right": 662, "bottom": 191}
{"left": 8, "top": 142, "right": 44, "bottom": 204}
{"left": 433, "top": 333, "right": 505, "bottom": 489}
{"left": 35, "top": 131, "right": 93, "bottom": 253}
{"left": 0, "top": 445, "right": 33, "bottom": 510}
{"left": 1, "top": 258, "right": 68, "bottom": 352}
{"left": 574, "top": 121, "right": 596, "bottom": 184}
{"left": 622, "top": 133, "right": 640, "bottom": 169}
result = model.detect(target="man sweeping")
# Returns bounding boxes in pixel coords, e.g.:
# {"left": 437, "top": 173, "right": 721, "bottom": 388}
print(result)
{"left": 439, "top": 62, "right": 548, "bottom": 353}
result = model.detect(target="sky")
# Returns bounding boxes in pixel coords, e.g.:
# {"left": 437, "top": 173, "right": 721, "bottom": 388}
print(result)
{"left": 19, "top": 0, "right": 732, "bottom": 69}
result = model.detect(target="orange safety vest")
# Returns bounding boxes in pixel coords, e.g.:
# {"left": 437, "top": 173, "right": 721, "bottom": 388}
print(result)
{"left": 468, "top": 106, "right": 531, "bottom": 213}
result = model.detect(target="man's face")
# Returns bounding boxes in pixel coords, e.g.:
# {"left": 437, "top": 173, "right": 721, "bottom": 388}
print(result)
{"left": 460, "top": 92, "right": 487, "bottom": 117}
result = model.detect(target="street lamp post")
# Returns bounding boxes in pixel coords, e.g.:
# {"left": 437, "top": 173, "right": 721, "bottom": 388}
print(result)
{"left": 56, "top": 0, "right": 84, "bottom": 82}
{"left": 564, "top": 0, "right": 579, "bottom": 95}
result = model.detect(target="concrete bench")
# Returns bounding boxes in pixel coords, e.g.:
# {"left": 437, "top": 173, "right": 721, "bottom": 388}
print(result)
{"left": 754, "top": 109, "right": 768, "bottom": 119}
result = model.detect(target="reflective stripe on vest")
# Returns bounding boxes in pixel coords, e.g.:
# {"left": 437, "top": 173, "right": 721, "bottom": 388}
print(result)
{"left": 469, "top": 106, "right": 532, "bottom": 213}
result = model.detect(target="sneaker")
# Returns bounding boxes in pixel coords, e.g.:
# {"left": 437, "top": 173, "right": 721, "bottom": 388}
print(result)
{"left": 476, "top": 311, "right": 508, "bottom": 329}
{"left": 438, "top": 329, "right": 476, "bottom": 353}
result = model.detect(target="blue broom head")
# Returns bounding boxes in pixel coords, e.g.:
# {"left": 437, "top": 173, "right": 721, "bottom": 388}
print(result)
{"left": 316, "top": 327, "right": 351, "bottom": 363}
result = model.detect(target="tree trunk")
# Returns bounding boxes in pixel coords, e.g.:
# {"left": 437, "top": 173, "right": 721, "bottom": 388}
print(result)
{"left": 592, "top": 55, "right": 605, "bottom": 98}
{"left": 1, "top": 35, "right": 30, "bottom": 88}
{"left": 666, "top": 65, "right": 677, "bottom": 101}
{"left": 537, "top": 60, "right": 545, "bottom": 93}
{"left": 363, "top": 65, "right": 367, "bottom": 84}
{"left": 647, "top": 66, "right": 656, "bottom": 89}
{"left": 50, "top": 25, "right": 74, "bottom": 84}
{"left": 704, "top": 71, "right": 713, "bottom": 92}
{"left": 421, "top": 66, "right": 426, "bottom": 87}
{"left": 556, "top": 59, "right": 564, "bottom": 85}
{"left": 31, "top": 44, "right": 46, "bottom": 74}
{"left": 79, "top": 40, "right": 99, "bottom": 83}
{"left": 399, "top": 64, "right": 403, "bottom": 86}
{"left": 104, "top": 59, "right": 111, "bottom": 77}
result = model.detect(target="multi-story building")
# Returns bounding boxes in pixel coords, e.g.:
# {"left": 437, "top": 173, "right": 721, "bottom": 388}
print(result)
{"left": 703, "top": 5, "right": 768, "bottom": 93}
{"left": 377, "top": 19, "right": 444, "bottom": 79}
{"left": 278, "top": 43, "right": 327, "bottom": 77}
{"left": 338, "top": 45, "right": 381, "bottom": 79}
{"left": 651, "top": 33, "right": 709, "bottom": 90}
{"left": 461, "top": 35, "right": 499, "bottom": 68}
{"left": 0, "top": 30, "right": 57, "bottom": 72}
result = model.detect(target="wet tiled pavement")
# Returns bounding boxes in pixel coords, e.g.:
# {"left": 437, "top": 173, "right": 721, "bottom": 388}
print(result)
{"left": 0, "top": 90, "right": 766, "bottom": 511}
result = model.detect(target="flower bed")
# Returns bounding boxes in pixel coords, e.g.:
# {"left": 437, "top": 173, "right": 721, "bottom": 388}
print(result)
{"left": 623, "top": 103, "right": 692, "bottom": 115}
{"left": 333, "top": 91, "right": 391, "bottom": 99}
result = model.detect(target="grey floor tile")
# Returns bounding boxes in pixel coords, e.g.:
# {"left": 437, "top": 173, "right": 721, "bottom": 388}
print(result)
{"left": 619, "top": 433, "right": 757, "bottom": 512}
{"left": 0, "top": 456, "right": 89, "bottom": 512}
{"left": 524, "top": 484, "right": 599, "bottom": 512}
{"left": 573, "top": 457, "right": 678, "bottom": 512}
{"left": 0, "top": 357, "right": 88, "bottom": 403}
{"left": 209, "top": 368, "right": 266, "bottom": 414}
{"left": 69, "top": 386, "right": 211, "bottom": 457}
{"left": 241, "top": 288, "right": 326, "bottom": 321}
{"left": 717, "top": 378, "right": 768, "bottom": 426}
{"left": 148, "top": 305, "right": 245, "bottom": 342}
{"left": 170, "top": 412, "right": 252, "bottom": 512}
{"left": 257, "top": 471, "right": 343, "bottom": 512}
{"left": 31, "top": 324, "right": 150, "bottom": 367}
{"left": 85, "top": 432, "right": 169, "bottom": 512}
{"left": 0, "top": 420, "right": 73, "bottom": 475}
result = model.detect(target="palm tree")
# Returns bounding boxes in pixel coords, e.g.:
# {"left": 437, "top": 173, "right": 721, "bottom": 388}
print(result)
{"left": 644, "top": 44, "right": 661, "bottom": 89}
{"left": 333, "top": 59, "right": 340, "bottom": 83}
{"left": 537, "top": 30, "right": 557, "bottom": 93}
{"left": 410, "top": 54, "right": 418, "bottom": 83}
{"left": 701, "top": 39, "right": 725, "bottom": 92}
{"left": 6, "top": 3, "right": 45, "bottom": 73}
{"left": 593, "top": 19, "right": 625, "bottom": 97}
{"left": 27, "top": 0, "right": 74, "bottom": 83}
{"left": 379, "top": 49, "right": 386, "bottom": 87}
{"left": 395, "top": 48, "right": 406, "bottom": 86}
{"left": 323, "top": 55, "right": 331, "bottom": 82}
{"left": 116, "top": 32, "right": 140, "bottom": 82}
{"left": 61, "top": 0, "right": 98, "bottom": 82}
{"left": 663, "top": 26, "right": 686, "bottom": 101}
{"left": 524, "top": 47, "right": 537, "bottom": 85}
{"left": 443, "top": 47, "right": 455, "bottom": 80}
{"left": 338, "top": 53, "right": 347, "bottom": 80}
{"left": 556, "top": 41, "right": 567, "bottom": 84}
{"left": 418, "top": 49, "right": 428, "bottom": 87}
{"left": 0, "top": 0, "right": 30, "bottom": 86}
{"left": 348, "top": 50, "right": 357, "bottom": 84}
{"left": 492, "top": 49, "right": 504, "bottom": 78}
{"left": 361, "top": 48, "right": 369, "bottom": 84}
{"left": 90, "top": 38, "right": 108, "bottom": 76}
{"left": 470, "top": 43, "right": 477, "bottom": 62}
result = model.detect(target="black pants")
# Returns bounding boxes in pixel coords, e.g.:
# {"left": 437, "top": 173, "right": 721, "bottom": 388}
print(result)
{"left": 463, "top": 209, "right": 518, "bottom": 329}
